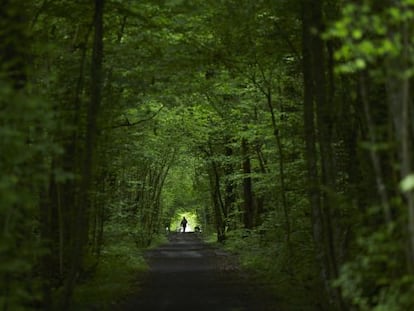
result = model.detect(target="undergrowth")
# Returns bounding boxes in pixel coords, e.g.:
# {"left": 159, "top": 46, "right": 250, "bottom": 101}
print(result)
{"left": 71, "top": 233, "right": 168, "bottom": 310}
{"left": 216, "top": 228, "right": 322, "bottom": 311}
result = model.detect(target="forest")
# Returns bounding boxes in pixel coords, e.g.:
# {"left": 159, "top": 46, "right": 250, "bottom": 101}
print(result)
{"left": 1, "top": 0, "right": 414, "bottom": 310}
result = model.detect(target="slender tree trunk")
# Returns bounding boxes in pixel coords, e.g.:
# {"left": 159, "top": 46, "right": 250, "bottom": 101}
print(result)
{"left": 400, "top": 71, "right": 414, "bottom": 271}
{"left": 145, "top": 153, "right": 175, "bottom": 245}
{"left": 209, "top": 160, "right": 226, "bottom": 241}
{"left": 204, "top": 142, "right": 227, "bottom": 241}
{"left": 359, "top": 74, "right": 392, "bottom": 223}
{"left": 0, "top": 0, "right": 28, "bottom": 89}
{"left": 241, "top": 138, "right": 255, "bottom": 229}
{"left": 62, "top": 1, "right": 104, "bottom": 308}
{"left": 400, "top": 17, "right": 414, "bottom": 269}
{"left": 224, "top": 141, "right": 236, "bottom": 229}
{"left": 387, "top": 17, "right": 414, "bottom": 269}
{"left": 302, "top": 1, "right": 345, "bottom": 309}
{"left": 302, "top": 2, "right": 327, "bottom": 307}
{"left": 265, "top": 90, "right": 290, "bottom": 244}
{"left": 312, "top": 2, "right": 340, "bottom": 285}
{"left": 41, "top": 17, "right": 92, "bottom": 307}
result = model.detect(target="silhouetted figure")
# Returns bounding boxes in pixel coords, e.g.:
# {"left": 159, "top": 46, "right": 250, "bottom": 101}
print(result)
{"left": 180, "top": 217, "right": 188, "bottom": 233}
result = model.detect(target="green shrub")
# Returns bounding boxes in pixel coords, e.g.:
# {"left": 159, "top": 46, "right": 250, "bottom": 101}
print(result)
{"left": 334, "top": 223, "right": 414, "bottom": 311}
{"left": 72, "top": 240, "right": 148, "bottom": 310}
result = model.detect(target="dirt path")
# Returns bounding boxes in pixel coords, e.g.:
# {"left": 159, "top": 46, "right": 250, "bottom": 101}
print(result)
{"left": 116, "top": 232, "right": 278, "bottom": 311}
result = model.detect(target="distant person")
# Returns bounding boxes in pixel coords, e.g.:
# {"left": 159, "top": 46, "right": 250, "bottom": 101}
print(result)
{"left": 180, "top": 217, "right": 188, "bottom": 233}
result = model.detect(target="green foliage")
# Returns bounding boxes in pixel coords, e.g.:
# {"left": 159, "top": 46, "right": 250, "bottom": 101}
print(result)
{"left": 72, "top": 239, "right": 148, "bottom": 310}
{"left": 161, "top": 153, "right": 206, "bottom": 231}
{"left": 334, "top": 222, "right": 413, "bottom": 310}
{"left": 326, "top": 1, "right": 414, "bottom": 75}
{"left": 4, "top": 0, "right": 414, "bottom": 309}
{"left": 221, "top": 221, "right": 320, "bottom": 310}
{"left": 400, "top": 174, "right": 414, "bottom": 192}
{"left": 325, "top": 2, "right": 414, "bottom": 310}
{"left": 0, "top": 77, "right": 58, "bottom": 309}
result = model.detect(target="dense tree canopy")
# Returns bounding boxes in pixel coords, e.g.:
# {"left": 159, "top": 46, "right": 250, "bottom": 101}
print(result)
{"left": 1, "top": 0, "right": 414, "bottom": 310}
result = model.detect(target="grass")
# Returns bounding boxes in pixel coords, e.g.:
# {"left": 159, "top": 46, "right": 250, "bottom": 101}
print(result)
{"left": 207, "top": 228, "right": 322, "bottom": 311}
{"left": 72, "top": 233, "right": 168, "bottom": 310}
{"left": 203, "top": 231, "right": 219, "bottom": 244}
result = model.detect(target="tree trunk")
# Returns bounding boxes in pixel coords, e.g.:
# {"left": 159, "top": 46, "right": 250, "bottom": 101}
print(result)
{"left": 359, "top": 74, "right": 392, "bottom": 223}
{"left": 209, "top": 160, "right": 226, "bottom": 241}
{"left": 311, "top": 0, "right": 340, "bottom": 286}
{"left": 224, "top": 141, "right": 236, "bottom": 229}
{"left": 0, "top": 0, "right": 28, "bottom": 89}
{"left": 241, "top": 138, "right": 255, "bottom": 229}
{"left": 302, "top": 1, "right": 345, "bottom": 309}
{"left": 265, "top": 90, "right": 290, "bottom": 244}
{"left": 62, "top": 0, "right": 104, "bottom": 308}
{"left": 302, "top": 1, "right": 327, "bottom": 307}
{"left": 387, "top": 18, "right": 414, "bottom": 269}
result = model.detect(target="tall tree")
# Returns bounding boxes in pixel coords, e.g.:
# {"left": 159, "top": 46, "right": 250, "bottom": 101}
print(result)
{"left": 301, "top": 0, "right": 346, "bottom": 309}
{"left": 61, "top": 0, "right": 104, "bottom": 308}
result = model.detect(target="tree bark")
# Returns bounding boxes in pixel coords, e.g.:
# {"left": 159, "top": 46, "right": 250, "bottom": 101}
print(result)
{"left": 311, "top": 0, "right": 340, "bottom": 286}
{"left": 209, "top": 159, "right": 226, "bottom": 241}
{"left": 224, "top": 141, "right": 236, "bottom": 229}
{"left": 241, "top": 138, "right": 255, "bottom": 229}
{"left": 265, "top": 89, "right": 290, "bottom": 244}
{"left": 302, "top": 0, "right": 345, "bottom": 309}
{"left": 387, "top": 16, "right": 414, "bottom": 269}
{"left": 0, "top": 0, "right": 28, "bottom": 89}
{"left": 302, "top": 0, "right": 327, "bottom": 305}
{"left": 359, "top": 74, "right": 392, "bottom": 223}
{"left": 62, "top": 0, "right": 104, "bottom": 308}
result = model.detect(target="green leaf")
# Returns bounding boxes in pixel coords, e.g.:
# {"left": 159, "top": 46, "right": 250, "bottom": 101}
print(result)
{"left": 352, "top": 29, "right": 363, "bottom": 40}
{"left": 400, "top": 174, "right": 414, "bottom": 192}
{"left": 358, "top": 40, "right": 375, "bottom": 55}
{"left": 165, "top": 0, "right": 185, "bottom": 7}
{"left": 354, "top": 58, "right": 366, "bottom": 69}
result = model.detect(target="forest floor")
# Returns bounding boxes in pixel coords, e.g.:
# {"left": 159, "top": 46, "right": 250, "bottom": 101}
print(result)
{"left": 115, "top": 232, "right": 280, "bottom": 311}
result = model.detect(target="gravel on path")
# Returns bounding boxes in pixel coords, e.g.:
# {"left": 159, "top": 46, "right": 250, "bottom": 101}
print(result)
{"left": 116, "top": 232, "right": 278, "bottom": 311}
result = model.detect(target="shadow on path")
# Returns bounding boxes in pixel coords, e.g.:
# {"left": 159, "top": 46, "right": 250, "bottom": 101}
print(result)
{"left": 116, "top": 232, "right": 278, "bottom": 311}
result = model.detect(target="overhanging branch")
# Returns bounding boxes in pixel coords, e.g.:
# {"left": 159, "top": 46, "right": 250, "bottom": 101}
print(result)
{"left": 108, "top": 105, "right": 164, "bottom": 130}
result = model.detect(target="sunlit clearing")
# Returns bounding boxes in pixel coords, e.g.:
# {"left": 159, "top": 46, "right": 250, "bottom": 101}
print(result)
{"left": 172, "top": 211, "right": 199, "bottom": 232}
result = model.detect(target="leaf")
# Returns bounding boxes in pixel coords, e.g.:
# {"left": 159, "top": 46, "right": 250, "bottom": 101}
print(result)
{"left": 400, "top": 174, "right": 414, "bottom": 192}
{"left": 354, "top": 58, "right": 366, "bottom": 70}
{"left": 165, "top": 0, "right": 185, "bottom": 7}
{"left": 352, "top": 29, "right": 363, "bottom": 40}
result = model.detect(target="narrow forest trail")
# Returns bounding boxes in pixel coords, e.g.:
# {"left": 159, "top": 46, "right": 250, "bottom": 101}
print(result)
{"left": 116, "top": 232, "right": 278, "bottom": 311}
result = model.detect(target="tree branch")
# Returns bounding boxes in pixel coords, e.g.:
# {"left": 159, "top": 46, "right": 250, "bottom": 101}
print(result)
{"left": 108, "top": 105, "right": 164, "bottom": 130}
